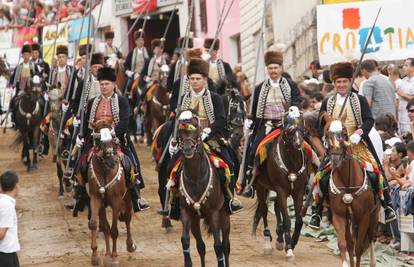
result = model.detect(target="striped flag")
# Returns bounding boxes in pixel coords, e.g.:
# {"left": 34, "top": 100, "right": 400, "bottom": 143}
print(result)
{"left": 132, "top": 0, "right": 157, "bottom": 14}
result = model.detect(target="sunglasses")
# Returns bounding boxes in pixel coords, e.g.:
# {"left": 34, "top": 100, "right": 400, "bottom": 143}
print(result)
{"left": 409, "top": 109, "right": 414, "bottom": 113}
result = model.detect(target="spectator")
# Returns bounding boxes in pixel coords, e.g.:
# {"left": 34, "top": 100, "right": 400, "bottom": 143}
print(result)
{"left": 309, "top": 91, "right": 324, "bottom": 111}
{"left": 0, "top": 171, "right": 20, "bottom": 267}
{"left": 361, "top": 59, "right": 397, "bottom": 120}
{"left": 0, "top": 8, "right": 10, "bottom": 30}
{"left": 404, "top": 98, "right": 414, "bottom": 142}
{"left": 384, "top": 142, "right": 408, "bottom": 188}
{"left": 396, "top": 58, "right": 414, "bottom": 135}
{"left": 403, "top": 141, "right": 414, "bottom": 187}
{"left": 309, "top": 60, "right": 323, "bottom": 82}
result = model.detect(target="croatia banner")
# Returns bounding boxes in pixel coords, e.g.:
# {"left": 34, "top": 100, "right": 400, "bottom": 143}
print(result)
{"left": 132, "top": 0, "right": 157, "bottom": 14}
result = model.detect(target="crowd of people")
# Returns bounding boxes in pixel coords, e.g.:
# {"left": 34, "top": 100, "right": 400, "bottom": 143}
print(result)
{"left": 0, "top": 0, "right": 87, "bottom": 31}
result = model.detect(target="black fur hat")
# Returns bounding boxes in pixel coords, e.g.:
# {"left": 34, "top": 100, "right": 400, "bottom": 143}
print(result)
{"left": 22, "top": 44, "right": 32, "bottom": 54}
{"left": 104, "top": 31, "right": 115, "bottom": 39}
{"left": 56, "top": 45, "right": 68, "bottom": 56}
{"left": 91, "top": 53, "right": 104, "bottom": 66}
{"left": 31, "top": 43, "right": 41, "bottom": 52}
{"left": 97, "top": 67, "right": 116, "bottom": 82}
{"left": 187, "top": 58, "right": 209, "bottom": 77}
{"left": 78, "top": 44, "right": 92, "bottom": 57}
{"left": 178, "top": 37, "right": 194, "bottom": 49}
{"left": 203, "top": 38, "right": 219, "bottom": 51}
{"left": 330, "top": 62, "right": 354, "bottom": 81}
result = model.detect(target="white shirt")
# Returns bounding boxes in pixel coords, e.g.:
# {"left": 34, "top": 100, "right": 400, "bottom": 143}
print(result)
{"left": 397, "top": 76, "right": 414, "bottom": 126}
{"left": 58, "top": 66, "right": 66, "bottom": 73}
{"left": 191, "top": 88, "right": 206, "bottom": 98}
{"left": 407, "top": 160, "right": 414, "bottom": 186}
{"left": 0, "top": 194, "right": 20, "bottom": 253}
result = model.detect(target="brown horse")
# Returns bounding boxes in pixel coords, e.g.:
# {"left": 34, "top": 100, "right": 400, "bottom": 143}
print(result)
{"left": 252, "top": 109, "right": 309, "bottom": 261}
{"left": 177, "top": 111, "right": 230, "bottom": 267}
{"left": 87, "top": 120, "right": 136, "bottom": 266}
{"left": 144, "top": 66, "right": 170, "bottom": 146}
{"left": 14, "top": 77, "right": 44, "bottom": 171}
{"left": 303, "top": 110, "right": 325, "bottom": 159}
{"left": 114, "top": 59, "right": 127, "bottom": 94}
{"left": 323, "top": 115, "right": 379, "bottom": 267}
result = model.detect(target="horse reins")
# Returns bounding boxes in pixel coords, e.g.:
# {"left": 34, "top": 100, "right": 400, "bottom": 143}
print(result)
{"left": 18, "top": 100, "right": 40, "bottom": 126}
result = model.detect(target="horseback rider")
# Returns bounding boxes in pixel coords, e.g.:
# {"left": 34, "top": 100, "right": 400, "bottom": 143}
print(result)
{"left": 167, "top": 37, "right": 194, "bottom": 90}
{"left": 124, "top": 29, "right": 149, "bottom": 94}
{"left": 98, "top": 30, "right": 123, "bottom": 62}
{"left": 31, "top": 42, "right": 50, "bottom": 86}
{"left": 308, "top": 62, "right": 397, "bottom": 229}
{"left": 139, "top": 38, "right": 168, "bottom": 100}
{"left": 9, "top": 44, "right": 36, "bottom": 126}
{"left": 167, "top": 58, "right": 243, "bottom": 215}
{"left": 203, "top": 38, "right": 235, "bottom": 95}
{"left": 238, "top": 50, "right": 301, "bottom": 198}
{"left": 72, "top": 67, "right": 149, "bottom": 216}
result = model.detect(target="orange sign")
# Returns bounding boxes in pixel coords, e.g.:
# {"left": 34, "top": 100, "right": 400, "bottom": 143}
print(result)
{"left": 323, "top": 0, "right": 366, "bottom": 4}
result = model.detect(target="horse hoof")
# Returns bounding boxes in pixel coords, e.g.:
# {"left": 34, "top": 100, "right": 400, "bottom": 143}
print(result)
{"left": 276, "top": 241, "right": 284, "bottom": 251}
{"left": 286, "top": 249, "right": 295, "bottom": 262}
{"left": 91, "top": 257, "right": 102, "bottom": 266}
{"left": 127, "top": 242, "right": 136, "bottom": 253}
{"left": 58, "top": 193, "right": 64, "bottom": 200}
{"left": 104, "top": 257, "right": 112, "bottom": 267}
{"left": 162, "top": 218, "right": 173, "bottom": 231}
{"left": 111, "top": 260, "right": 120, "bottom": 267}
{"left": 264, "top": 247, "right": 272, "bottom": 255}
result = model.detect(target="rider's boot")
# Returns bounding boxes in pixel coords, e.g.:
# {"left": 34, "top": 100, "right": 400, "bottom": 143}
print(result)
{"left": 239, "top": 165, "right": 255, "bottom": 198}
{"left": 225, "top": 182, "right": 244, "bottom": 214}
{"left": 130, "top": 183, "right": 150, "bottom": 213}
{"left": 367, "top": 171, "right": 396, "bottom": 223}
{"left": 308, "top": 201, "right": 323, "bottom": 230}
{"left": 70, "top": 185, "right": 89, "bottom": 217}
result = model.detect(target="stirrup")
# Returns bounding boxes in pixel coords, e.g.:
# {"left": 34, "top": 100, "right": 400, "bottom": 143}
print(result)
{"left": 308, "top": 214, "right": 321, "bottom": 230}
{"left": 137, "top": 198, "right": 150, "bottom": 211}
{"left": 384, "top": 207, "right": 397, "bottom": 223}
{"left": 229, "top": 198, "right": 244, "bottom": 214}
{"left": 242, "top": 185, "right": 255, "bottom": 199}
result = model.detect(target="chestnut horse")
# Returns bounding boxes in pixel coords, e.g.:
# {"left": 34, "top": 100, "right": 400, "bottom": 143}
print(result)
{"left": 323, "top": 114, "right": 379, "bottom": 267}
{"left": 252, "top": 109, "right": 309, "bottom": 261}
{"left": 177, "top": 111, "right": 230, "bottom": 267}
{"left": 87, "top": 120, "right": 136, "bottom": 266}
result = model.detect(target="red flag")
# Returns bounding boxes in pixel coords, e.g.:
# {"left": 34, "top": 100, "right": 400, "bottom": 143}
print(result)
{"left": 132, "top": 0, "right": 157, "bottom": 14}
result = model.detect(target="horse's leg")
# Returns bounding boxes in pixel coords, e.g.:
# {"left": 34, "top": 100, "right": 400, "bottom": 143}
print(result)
{"left": 56, "top": 161, "right": 64, "bottom": 198}
{"left": 273, "top": 193, "right": 284, "bottom": 251}
{"left": 277, "top": 190, "right": 294, "bottom": 260}
{"left": 125, "top": 197, "right": 136, "bottom": 253}
{"left": 255, "top": 185, "right": 272, "bottom": 254}
{"left": 332, "top": 213, "right": 349, "bottom": 267}
{"left": 345, "top": 217, "right": 355, "bottom": 267}
{"left": 89, "top": 196, "right": 101, "bottom": 266}
{"left": 110, "top": 202, "right": 120, "bottom": 266}
{"left": 291, "top": 189, "right": 305, "bottom": 250}
{"left": 211, "top": 212, "right": 225, "bottom": 267}
{"left": 190, "top": 216, "right": 205, "bottom": 267}
{"left": 33, "top": 128, "right": 40, "bottom": 169}
{"left": 180, "top": 208, "right": 192, "bottom": 267}
{"left": 221, "top": 211, "right": 231, "bottom": 267}
{"left": 369, "top": 242, "right": 376, "bottom": 267}
{"left": 99, "top": 206, "right": 111, "bottom": 260}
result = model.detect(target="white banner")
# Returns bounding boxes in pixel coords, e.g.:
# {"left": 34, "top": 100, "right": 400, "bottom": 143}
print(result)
{"left": 157, "top": 0, "right": 182, "bottom": 7}
{"left": 0, "top": 30, "right": 13, "bottom": 49}
{"left": 317, "top": 0, "right": 414, "bottom": 65}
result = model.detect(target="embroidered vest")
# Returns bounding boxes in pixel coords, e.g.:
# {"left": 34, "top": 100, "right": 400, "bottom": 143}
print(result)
{"left": 256, "top": 78, "right": 292, "bottom": 119}
{"left": 326, "top": 93, "right": 363, "bottom": 134}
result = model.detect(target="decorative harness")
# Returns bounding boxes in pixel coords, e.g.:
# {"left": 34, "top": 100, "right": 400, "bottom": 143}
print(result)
{"left": 179, "top": 151, "right": 214, "bottom": 216}
{"left": 89, "top": 153, "right": 124, "bottom": 197}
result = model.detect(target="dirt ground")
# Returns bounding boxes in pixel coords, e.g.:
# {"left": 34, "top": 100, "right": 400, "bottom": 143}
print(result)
{"left": 0, "top": 131, "right": 340, "bottom": 267}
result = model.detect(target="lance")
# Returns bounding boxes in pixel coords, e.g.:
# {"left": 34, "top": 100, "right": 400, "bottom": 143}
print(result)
{"left": 338, "top": 8, "right": 382, "bottom": 118}
{"left": 160, "top": 0, "right": 180, "bottom": 49}
{"left": 2, "top": 0, "right": 37, "bottom": 133}
{"left": 161, "top": 0, "right": 196, "bottom": 215}
{"left": 63, "top": 0, "right": 105, "bottom": 179}
{"left": 54, "top": 0, "right": 96, "bottom": 163}
{"left": 236, "top": 0, "right": 268, "bottom": 192}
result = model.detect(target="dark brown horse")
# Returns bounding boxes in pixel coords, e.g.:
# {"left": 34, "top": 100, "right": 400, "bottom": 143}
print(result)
{"left": 87, "top": 120, "right": 136, "bottom": 267}
{"left": 177, "top": 111, "right": 230, "bottom": 267}
{"left": 114, "top": 59, "right": 127, "bottom": 95}
{"left": 252, "top": 108, "right": 309, "bottom": 261}
{"left": 144, "top": 66, "right": 170, "bottom": 146}
{"left": 14, "top": 77, "right": 44, "bottom": 171}
{"left": 323, "top": 114, "right": 379, "bottom": 267}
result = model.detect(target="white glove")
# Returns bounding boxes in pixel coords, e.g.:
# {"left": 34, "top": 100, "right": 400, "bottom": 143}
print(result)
{"left": 201, "top": 127, "right": 212, "bottom": 141}
{"left": 73, "top": 117, "right": 80, "bottom": 128}
{"left": 166, "top": 179, "right": 175, "bottom": 190}
{"left": 244, "top": 119, "right": 253, "bottom": 130}
{"left": 43, "top": 93, "right": 49, "bottom": 102}
{"left": 62, "top": 103, "right": 69, "bottom": 113}
{"left": 349, "top": 133, "right": 362, "bottom": 145}
{"left": 76, "top": 136, "right": 84, "bottom": 148}
{"left": 125, "top": 70, "right": 134, "bottom": 78}
{"left": 169, "top": 140, "right": 179, "bottom": 155}
{"left": 144, "top": 76, "right": 151, "bottom": 82}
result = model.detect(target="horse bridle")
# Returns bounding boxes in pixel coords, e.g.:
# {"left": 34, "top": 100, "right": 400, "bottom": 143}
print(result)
{"left": 18, "top": 99, "right": 40, "bottom": 126}
{"left": 326, "top": 129, "right": 369, "bottom": 205}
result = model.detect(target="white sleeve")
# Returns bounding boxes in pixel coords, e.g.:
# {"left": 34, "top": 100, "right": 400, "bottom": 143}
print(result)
{"left": 0, "top": 203, "right": 14, "bottom": 228}
{"left": 97, "top": 43, "right": 106, "bottom": 54}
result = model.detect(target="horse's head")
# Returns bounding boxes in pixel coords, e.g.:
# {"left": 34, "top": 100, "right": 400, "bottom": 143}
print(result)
{"left": 225, "top": 90, "right": 246, "bottom": 149}
{"left": 48, "top": 83, "right": 63, "bottom": 114}
{"left": 91, "top": 120, "right": 117, "bottom": 160}
{"left": 282, "top": 106, "right": 304, "bottom": 150}
{"left": 323, "top": 112, "right": 349, "bottom": 168}
{"left": 177, "top": 110, "right": 202, "bottom": 159}
{"left": 159, "top": 64, "right": 170, "bottom": 88}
